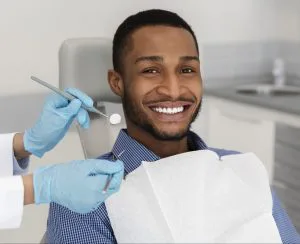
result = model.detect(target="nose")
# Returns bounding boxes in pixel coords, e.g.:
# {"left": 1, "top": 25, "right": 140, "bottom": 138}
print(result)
{"left": 156, "top": 74, "right": 181, "bottom": 99}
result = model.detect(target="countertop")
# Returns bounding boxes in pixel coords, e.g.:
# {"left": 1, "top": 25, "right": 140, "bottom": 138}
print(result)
{"left": 204, "top": 78, "right": 300, "bottom": 116}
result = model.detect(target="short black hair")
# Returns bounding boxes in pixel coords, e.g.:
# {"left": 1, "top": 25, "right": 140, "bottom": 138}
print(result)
{"left": 112, "top": 9, "right": 199, "bottom": 73}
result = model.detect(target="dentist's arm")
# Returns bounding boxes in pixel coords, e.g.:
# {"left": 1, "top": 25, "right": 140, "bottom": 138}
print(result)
{"left": 22, "top": 174, "right": 34, "bottom": 205}
{"left": 23, "top": 88, "right": 93, "bottom": 158}
{"left": 20, "top": 88, "right": 124, "bottom": 212}
{"left": 0, "top": 89, "right": 123, "bottom": 229}
{"left": 12, "top": 88, "right": 93, "bottom": 165}
{"left": 22, "top": 159, "right": 124, "bottom": 213}
{"left": 13, "top": 133, "right": 31, "bottom": 160}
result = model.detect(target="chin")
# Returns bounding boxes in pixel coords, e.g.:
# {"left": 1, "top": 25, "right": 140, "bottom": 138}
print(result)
{"left": 153, "top": 132, "right": 188, "bottom": 141}
{"left": 150, "top": 125, "right": 190, "bottom": 141}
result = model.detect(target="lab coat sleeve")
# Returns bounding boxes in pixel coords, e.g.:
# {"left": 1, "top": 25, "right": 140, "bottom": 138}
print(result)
{"left": 0, "top": 133, "right": 29, "bottom": 176}
{"left": 0, "top": 176, "right": 24, "bottom": 229}
{"left": 0, "top": 133, "right": 26, "bottom": 229}
{"left": 0, "top": 133, "right": 15, "bottom": 176}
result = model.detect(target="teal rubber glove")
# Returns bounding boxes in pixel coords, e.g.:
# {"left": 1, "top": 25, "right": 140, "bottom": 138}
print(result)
{"left": 24, "top": 88, "right": 93, "bottom": 157}
{"left": 33, "top": 159, "right": 124, "bottom": 214}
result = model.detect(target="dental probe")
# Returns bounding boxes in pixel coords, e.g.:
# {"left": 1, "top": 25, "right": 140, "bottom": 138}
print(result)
{"left": 31, "top": 76, "right": 121, "bottom": 125}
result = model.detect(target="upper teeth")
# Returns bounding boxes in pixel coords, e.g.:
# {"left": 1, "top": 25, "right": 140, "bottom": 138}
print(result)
{"left": 153, "top": 106, "right": 184, "bottom": 114}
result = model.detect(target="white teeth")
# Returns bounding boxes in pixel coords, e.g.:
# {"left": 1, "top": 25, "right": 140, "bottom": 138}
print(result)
{"left": 153, "top": 106, "right": 185, "bottom": 114}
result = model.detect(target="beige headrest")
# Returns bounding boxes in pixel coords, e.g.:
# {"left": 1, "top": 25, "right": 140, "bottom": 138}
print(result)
{"left": 59, "top": 37, "right": 121, "bottom": 103}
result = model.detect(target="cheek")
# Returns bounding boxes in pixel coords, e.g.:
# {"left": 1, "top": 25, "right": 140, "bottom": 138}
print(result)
{"left": 187, "top": 78, "right": 203, "bottom": 100}
{"left": 130, "top": 77, "right": 156, "bottom": 100}
{"left": 197, "top": 83, "right": 203, "bottom": 98}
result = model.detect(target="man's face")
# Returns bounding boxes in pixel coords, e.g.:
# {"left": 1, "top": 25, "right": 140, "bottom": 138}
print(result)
{"left": 117, "top": 25, "right": 202, "bottom": 140}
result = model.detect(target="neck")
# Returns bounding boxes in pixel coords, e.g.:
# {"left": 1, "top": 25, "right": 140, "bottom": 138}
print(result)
{"left": 126, "top": 123, "right": 189, "bottom": 158}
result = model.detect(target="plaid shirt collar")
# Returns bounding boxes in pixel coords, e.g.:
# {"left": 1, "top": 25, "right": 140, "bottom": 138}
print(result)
{"left": 111, "top": 129, "right": 208, "bottom": 174}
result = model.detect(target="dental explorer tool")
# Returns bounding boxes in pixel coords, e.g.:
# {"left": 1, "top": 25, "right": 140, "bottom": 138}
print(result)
{"left": 31, "top": 76, "right": 121, "bottom": 125}
{"left": 102, "top": 150, "right": 127, "bottom": 193}
{"left": 102, "top": 174, "right": 113, "bottom": 194}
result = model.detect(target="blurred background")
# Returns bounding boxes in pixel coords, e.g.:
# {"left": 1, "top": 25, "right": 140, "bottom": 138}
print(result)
{"left": 0, "top": 0, "right": 300, "bottom": 242}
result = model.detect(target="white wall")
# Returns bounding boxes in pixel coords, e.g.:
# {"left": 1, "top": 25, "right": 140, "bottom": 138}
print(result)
{"left": 275, "top": 0, "right": 300, "bottom": 42}
{"left": 0, "top": 0, "right": 299, "bottom": 96}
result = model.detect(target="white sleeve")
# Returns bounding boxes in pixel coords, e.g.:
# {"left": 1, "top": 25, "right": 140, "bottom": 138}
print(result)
{"left": 0, "top": 133, "right": 29, "bottom": 176}
{"left": 0, "top": 176, "right": 24, "bottom": 229}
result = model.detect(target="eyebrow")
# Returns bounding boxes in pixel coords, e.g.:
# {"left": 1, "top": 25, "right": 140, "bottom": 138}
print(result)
{"left": 135, "top": 56, "right": 163, "bottom": 64}
{"left": 180, "top": 56, "right": 199, "bottom": 62}
{"left": 135, "top": 55, "right": 199, "bottom": 64}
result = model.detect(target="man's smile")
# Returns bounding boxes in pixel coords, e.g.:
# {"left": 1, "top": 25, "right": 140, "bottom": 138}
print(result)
{"left": 145, "top": 101, "right": 194, "bottom": 122}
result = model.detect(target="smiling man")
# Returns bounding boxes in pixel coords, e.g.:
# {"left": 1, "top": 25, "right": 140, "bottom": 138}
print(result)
{"left": 46, "top": 9, "right": 300, "bottom": 243}
{"left": 108, "top": 17, "right": 202, "bottom": 158}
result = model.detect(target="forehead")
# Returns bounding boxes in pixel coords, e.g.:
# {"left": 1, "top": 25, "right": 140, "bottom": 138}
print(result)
{"left": 127, "top": 25, "right": 198, "bottom": 59}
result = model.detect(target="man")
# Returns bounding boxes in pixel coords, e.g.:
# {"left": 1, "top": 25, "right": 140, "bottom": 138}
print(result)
{"left": 46, "top": 9, "right": 300, "bottom": 243}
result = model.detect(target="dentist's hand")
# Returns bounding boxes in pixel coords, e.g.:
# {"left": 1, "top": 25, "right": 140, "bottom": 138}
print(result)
{"left": 24, "top": 88, "right": 93, "bottom": 157}
{"left": 33, "top": 159, "right": 124, "bottom": 214}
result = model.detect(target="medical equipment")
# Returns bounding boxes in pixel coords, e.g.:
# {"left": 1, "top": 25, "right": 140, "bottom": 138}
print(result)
{"left": 102, "top": 150, "right": 126, "bottom": 193}
{"left": 31, "top": 76, "right": 121, "bottom": 125}
{"left": 58, "top": 38, "right": 125, "bottom": 159}
{"left": 102, "top": 174, "right": 113, "bottom": 194}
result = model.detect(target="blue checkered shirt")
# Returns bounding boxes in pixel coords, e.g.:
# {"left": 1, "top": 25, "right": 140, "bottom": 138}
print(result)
{"left": 47, "top": 129, "right": 300, "bottom": 243}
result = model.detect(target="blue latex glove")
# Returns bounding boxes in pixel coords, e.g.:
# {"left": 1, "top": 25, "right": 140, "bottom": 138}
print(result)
{"left": 24, "top": 88, "right": 93, "bottom": 157}
{"left": 33, "top": 159, "right": 124, "bottom": 214}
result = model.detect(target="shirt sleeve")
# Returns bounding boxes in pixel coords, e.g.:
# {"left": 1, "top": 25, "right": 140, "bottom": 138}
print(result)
{"left": 0, "top": 133, "right": 29, "bottom": 176}
{"left": 272, "top": 189, "right": 300, "bottom": 243}
{"left": 0, "top": 176, "right": 24, "bottom": 229}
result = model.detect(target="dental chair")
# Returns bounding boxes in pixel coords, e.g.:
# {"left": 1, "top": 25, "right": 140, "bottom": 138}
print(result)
{"left": 40, "top": 37, "right": 125, "bottom": 243}
{"left": 59, "top": 37, "right": 125, "bottom": 159}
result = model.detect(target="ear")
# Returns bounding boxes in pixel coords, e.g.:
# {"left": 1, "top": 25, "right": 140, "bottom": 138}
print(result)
{"left": 107, "top": 70, "right": 124, "bottom": 97}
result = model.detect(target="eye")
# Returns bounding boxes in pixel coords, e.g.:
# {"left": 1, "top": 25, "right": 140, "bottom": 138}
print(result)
{"left": 142, "top": 68, "right": 159, "bottom": 74}
{"left": 181, "top": 67, "right": 195, "bottom": 74}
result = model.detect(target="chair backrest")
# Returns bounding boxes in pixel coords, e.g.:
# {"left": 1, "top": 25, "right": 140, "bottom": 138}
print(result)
{"left": 59, "top": 37, "right": 125, "bottom": 159}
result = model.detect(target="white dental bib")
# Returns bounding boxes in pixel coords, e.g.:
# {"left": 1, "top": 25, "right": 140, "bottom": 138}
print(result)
{"left": 106, "top": 150, "right": 282, "bottom": 243}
